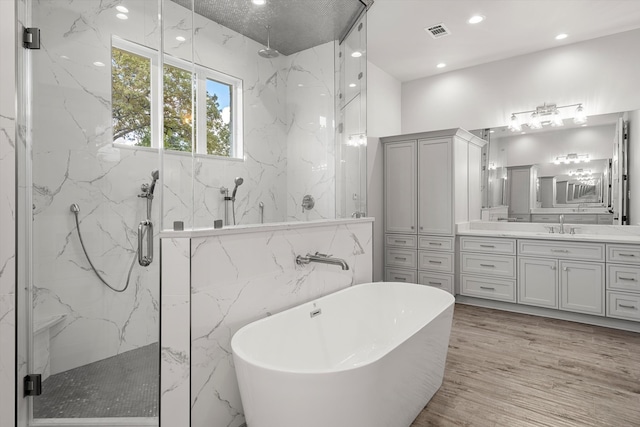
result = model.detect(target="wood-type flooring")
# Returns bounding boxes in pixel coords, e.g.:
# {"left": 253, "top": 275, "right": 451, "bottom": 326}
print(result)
{"left": 411, "top": 304, "right": 640, "bottom": 427}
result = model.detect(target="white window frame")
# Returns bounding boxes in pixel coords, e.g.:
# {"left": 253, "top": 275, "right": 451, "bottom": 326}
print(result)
{"left": 111, "top": 37, "right": 243, "bottom": 159}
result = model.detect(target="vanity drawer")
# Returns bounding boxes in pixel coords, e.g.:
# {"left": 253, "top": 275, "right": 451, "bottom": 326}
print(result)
{"left": 531, "top": 214, "right": 560, "bottom": 223}
{"left": 607, "top": 264, "right": 640, "bottom": 292}
{"left": 385, "top": 248, "right": 417, "bottom": 269}
{"left": 460, "top": 253, "right": 516, "bottom": 278}
{"left": 459, "top": 237, "right": 516, "bottom": 255}
{"left": 385, "top": 268, "right": 417, "bottom": 284}
{"left": 418, "top": 271, "right": 454, "bottom": 294}
{"left": 563, "top": 214, "right": 598, "bottom": 224}
{"left": 460, "top": 275, "right": 516, "bottom": 302}
{"left": 607, "top": 244, "right": 640, "bottom": 265}
{"left": 607, "top": 291, "right": 640, "bottom": 322}
{"left": 418, "top": 236, "right": 454, "bottom": 252}
{"left": 518, "top": 240, "right": 605, "bottom": 261}
{"left": 597, "top": 214, "right": 613, "bottom": 225}
{"left": 418, "top": 250, "right": 454, "bottom": 273}
{"left": 385, "top": 234, "right": 418, "bottom": 249}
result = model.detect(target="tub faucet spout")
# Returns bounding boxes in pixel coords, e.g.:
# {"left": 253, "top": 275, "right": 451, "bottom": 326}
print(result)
{"left": 296, "top": 252, "right": 349, "bottom": 270}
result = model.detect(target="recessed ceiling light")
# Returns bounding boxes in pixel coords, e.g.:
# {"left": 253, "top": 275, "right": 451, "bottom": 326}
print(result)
{"left": 468, "top": 15, "right": 485, "bottom": 24}
{"left": 351, "top": 51, "right": 363, "bottom": 58}
{"left": 116, "top": 5, "right": 129, "bottom": 13}
{"left": 116, "top": 13, "right": 128, "bottom": 20}
{"left": 297, "top": 83, "right": 304, "bottom": 87}
{"left": 436, "top": 63, "right": 446, "bottom": 68}
{"left": 252, "top": 0, "right": 266, "bottom": 4}
{"left": 93, "top": 61, "right": 105, "bottom": 67}
{"left": 349, "top": 83, "right": 357, "bottom": 88}
{"left": 60, "top": 55, "right": 69, "bottom": 60}
{"left": 176, "top": 36, "right": 186, "bottom": 42}
{"left": 555, "top": 33, "right": 568, "bottom": 40}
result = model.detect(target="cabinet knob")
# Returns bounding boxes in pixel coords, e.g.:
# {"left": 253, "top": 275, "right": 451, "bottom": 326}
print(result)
{"left": 551, "top": 266, "right": 556, "bottom": 270}
{"left": 563, "top": 267, "right": 569, "bottom": 271}
{"left": 420, "top": 226, "right": 424, "bottom": 230}
{"left": 410, "top": 226, "right": 415, "bottom": 230}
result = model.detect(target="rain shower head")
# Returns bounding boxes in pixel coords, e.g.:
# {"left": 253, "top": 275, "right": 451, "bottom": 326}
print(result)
{"left": 231, "top": 177, "right": 244, "bottom": 200}
{"left": 258, "top": 25, "right": 280, "bottom": 58}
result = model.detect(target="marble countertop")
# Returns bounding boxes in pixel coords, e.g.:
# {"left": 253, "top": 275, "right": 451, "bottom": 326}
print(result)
{"left": 456, "top": 229, "right": 640, "bottom": 244}
{"left": 456, "top": 221, "right": 640, "bottom": 244}
{"left": 159, "top": 217, "right": 374, "bottom": 238}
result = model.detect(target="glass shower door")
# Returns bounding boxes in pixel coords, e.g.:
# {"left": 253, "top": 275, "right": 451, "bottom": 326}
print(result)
{"left": 23, "top": 0, "right": 161, "bottom": 423}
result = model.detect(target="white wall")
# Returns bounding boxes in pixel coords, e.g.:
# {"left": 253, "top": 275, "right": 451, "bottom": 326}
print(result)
{"left": 366, "top": 61, "right": 402, "bottom": 281}
{"left": 0, "top": 0, "right": 16, "bottom": 425}
{"left": 401, "top": 28, "right": 640, "bottom": 133}
{"left": 628, "top": 110, "right": 640, "bottom": 225}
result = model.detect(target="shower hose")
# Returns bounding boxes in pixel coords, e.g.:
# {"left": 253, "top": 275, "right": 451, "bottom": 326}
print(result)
{"left": 71, "top": 205, "right": 138, "bottom": 293}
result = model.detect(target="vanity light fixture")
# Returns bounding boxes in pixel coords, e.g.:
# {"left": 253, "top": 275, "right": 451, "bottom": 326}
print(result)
{"left": 553, "top": 153, "right": 590, "bottom": 165}
{"left": 508, "top": 103, "right": 587, "bottom": 131}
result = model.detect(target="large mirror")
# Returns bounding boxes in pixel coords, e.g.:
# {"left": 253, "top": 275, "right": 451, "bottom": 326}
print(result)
{"left": 481, "top": 111, "right": 630, "bottom": 225}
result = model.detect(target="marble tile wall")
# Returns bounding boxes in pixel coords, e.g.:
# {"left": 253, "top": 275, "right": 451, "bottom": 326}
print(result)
{"left": 187, "top": 220, "right": 373, "bottom": 426}
{"left": 0, "top": 0, "right": 16, "bottom": 425}
{"left": 30, "top": 0, "right": 162, "bottom": 374}
{"left": 160, "top": 238, "right": 191, "bottom": 426}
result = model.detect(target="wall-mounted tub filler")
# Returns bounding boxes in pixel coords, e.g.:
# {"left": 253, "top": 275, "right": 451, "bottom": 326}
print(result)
{"left": 296, "top": 252, "right": 349, "bottom": 270}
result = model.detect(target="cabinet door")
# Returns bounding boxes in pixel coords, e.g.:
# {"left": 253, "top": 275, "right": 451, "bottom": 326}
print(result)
{"left": 384, "top": 141, "right": 417, "bottom": 234}
{"left": 518, "top": 257, "right": 558, "bottom": 308}
{"left": 418, "top": 138, "right": 452, "bottom": 235}
{"left": 507, "top": 167, "right": 532, "bottom": 215}
{"left": 560, "top": 261, "right": 605, "bottom": 316}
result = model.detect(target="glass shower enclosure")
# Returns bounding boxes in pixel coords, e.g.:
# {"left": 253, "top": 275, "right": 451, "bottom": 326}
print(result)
{"left": 18, "top": 0, "right": 163, "bottom": 424}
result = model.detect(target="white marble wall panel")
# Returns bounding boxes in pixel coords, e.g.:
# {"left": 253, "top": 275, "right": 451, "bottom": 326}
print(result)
{"left": 160, "top": 238, "right": 191, "bottom": 426}
{"left": 0, "top": 0, "right": 16, "bottom": 424}
{"left": 31, "top": 0, "right": 161, "bottom": 373}
{"left": 188, "top": 220, "right": 373, "bottom": 426}
{"left": 285, "top": 42, "right": 337, "bottom": 221}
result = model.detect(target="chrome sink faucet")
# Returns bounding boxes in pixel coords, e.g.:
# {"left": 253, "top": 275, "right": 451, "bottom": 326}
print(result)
{"left": 559, "top": 214, "right": 565, "bottom": 234}
{"left": 296, "top": 252, "right": 350, "bottom": 270}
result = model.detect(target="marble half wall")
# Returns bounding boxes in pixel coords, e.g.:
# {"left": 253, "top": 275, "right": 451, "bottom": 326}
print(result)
{"left": 159, "top": 219, "right": 373, "bottom": 426}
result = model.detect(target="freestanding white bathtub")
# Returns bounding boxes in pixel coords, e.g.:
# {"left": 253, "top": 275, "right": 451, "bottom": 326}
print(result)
{"left": 231, "top": 282, "right": 455, "bottom": 427}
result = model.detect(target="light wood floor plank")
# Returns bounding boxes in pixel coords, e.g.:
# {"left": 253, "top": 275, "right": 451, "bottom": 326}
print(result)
{"left": 411, "top": 304, "right": 640, "bottom": 427}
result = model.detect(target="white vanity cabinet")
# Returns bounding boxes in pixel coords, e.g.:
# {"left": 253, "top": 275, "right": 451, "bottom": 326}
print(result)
{"left": 606, "top": 244, "right": 640, "bottom": 322}
{"left": 382, "top": 129, "right": 486, "bottom": 290}
{"left": 459, "top": 236, "right": 516, "bottom": 302}
{"left": 517, "top": 240, "right": 605, "bottom": 316}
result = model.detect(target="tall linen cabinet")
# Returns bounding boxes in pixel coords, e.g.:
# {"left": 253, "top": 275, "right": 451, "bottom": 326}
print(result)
{"left": 382, "top": 128, "right": 487, "bottom": 293}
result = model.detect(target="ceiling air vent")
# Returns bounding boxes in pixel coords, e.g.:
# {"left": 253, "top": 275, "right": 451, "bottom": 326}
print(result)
{"left": 425, "top": 23, "right": 451, "bottom": 39}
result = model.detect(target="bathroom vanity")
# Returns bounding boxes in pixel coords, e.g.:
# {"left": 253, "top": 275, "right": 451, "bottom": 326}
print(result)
{"left": 455, "top": 222, "right": 640, "bottom": 330}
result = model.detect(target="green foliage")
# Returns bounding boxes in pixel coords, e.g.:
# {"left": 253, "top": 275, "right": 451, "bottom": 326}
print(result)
{"left": 111, "top": 48, "right": 152, "bottom": 146}
{"left": 112, "top": 47, "right": 232, "bottom": 156}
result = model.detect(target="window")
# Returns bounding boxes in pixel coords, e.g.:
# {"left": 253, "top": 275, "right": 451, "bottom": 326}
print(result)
{"left": 111, "top": 38, "right": 243, "bottom": 159}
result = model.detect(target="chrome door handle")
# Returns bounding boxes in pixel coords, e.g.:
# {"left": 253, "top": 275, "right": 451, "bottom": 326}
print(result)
{"left": 138, "top": 219, "right": 153, "bottom": 266}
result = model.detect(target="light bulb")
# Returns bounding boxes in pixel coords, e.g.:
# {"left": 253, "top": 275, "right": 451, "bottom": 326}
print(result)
{"left": 573, "top": 104, "right": 587, "bottom": 124}
{"left": 529, "top": 112, "right": 542, "bottom": 129}
{"left": 508, "top": 114, "right": 521, "bottom": 132}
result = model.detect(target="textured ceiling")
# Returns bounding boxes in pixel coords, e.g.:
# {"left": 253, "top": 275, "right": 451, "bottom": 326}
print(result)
{"left": 172, "top": 0, "right": 373, "bottom": 56}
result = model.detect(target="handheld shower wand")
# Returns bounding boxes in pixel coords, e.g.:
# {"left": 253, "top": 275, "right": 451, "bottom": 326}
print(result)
{"left": 149, "top": 170, "right": 159, "bottom": 195}
{"left": 231, "top": 176, "right": 244, "bottom": 202}
{"left": 231, "top": 177, "right": 244, "bottom": 225}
